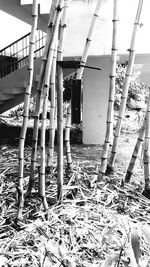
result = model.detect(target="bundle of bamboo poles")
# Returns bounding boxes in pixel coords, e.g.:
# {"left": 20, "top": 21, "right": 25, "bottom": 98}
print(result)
{"left": 26, "top": 0, "right": 60, "bottom": 197}
{"left": 17, "top": 0, "right": 38, "bottom": 220}
{"left": 39, "top": 0, "right": 65, "bottom": 211}
{"left": 107, "top": 0, "right": 144, "bottom": 173}
{"left": 17, "top": 0, "right": 68, "bottom": 218}
{"left": 98, "top": 0, "right": 118, "bottom": 181}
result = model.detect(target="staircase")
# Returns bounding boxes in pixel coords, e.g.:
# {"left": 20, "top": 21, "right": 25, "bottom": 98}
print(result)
{"left": 0, "top": 0, "right": 50, "bottom": 114}
{"left": 0, "top": 30, "right": 46, "bottom": 113}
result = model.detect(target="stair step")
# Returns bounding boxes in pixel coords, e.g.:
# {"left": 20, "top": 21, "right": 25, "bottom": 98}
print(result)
{"left": 6, "top": 87, "right": 25, "bottom": 95}
{"left": 0, "top": 94, "right": 15, "bottom": 101}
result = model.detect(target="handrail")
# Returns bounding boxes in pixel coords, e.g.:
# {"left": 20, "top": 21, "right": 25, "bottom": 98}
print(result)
{"left": 0, "top": 30, "right": 46, "bottom": 79}
{"left": 0, "top": 32, "right": 31, "bottom": 53}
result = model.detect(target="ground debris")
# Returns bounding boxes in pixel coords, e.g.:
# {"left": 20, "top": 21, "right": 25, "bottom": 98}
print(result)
{"left": 0, "top": 144, "right": 150, "bottom": 267}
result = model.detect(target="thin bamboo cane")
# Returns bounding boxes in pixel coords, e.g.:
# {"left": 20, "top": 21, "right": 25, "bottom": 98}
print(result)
{"left": 57, "top": 0, "right": 69, "bottom": 200}
{"left": 57, "top": 64, "right": 64, "bottom": 201}
{"left": 125, "top": 118, "right": 146, "bottom": 183}
{"left": 64, "top": 0, "right": 103, "bottom": 170}
{"left": 26, "top": 0, "right": 59, "bottom": 196}
{"left": 143, "top": 89, "right": 150, "bottom": 197}
{"left": 39, "top": 0, "right": 64, "bottom": 210}
{"left": 47, "top": 43, "right": 58, "bottom": 166}
{"left": 107, "top": 0, "right": 144, "bottom": 172}
{"left": 98, "top": 0, "right": 118, "bottom": 181}
{"left": 77, "top": 0, "right": 103, "bottom": 79}
{"left": 65, "top": 102, "right": 72, "bottom": 169}
{"left": 17, "top": 0, "right": 38, "bottom": 220}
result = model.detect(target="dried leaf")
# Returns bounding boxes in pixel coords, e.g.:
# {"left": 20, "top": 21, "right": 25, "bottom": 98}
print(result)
{"left": 101, "top": 223, "right": 118, "bottom": 245}
{"left": 130, "top": 227, "right": 140, "bottom": 266}
{"left": 101, "top": 252, "right": 120, "bottom": 267}
{"left": 58, "top": 240, "right": 68, "bottom": 258}
{"left": 121, "top": 259, "right": 129, "bottom": 267}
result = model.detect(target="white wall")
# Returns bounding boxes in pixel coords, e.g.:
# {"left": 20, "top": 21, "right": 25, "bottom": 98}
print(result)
{"left": 83, "top": 56, "right": 110, "bottom": 144}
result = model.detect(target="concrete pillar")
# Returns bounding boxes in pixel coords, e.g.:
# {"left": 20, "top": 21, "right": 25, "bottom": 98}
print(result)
{"left": 83, "top": 56, "right": 110, "bottom": 145}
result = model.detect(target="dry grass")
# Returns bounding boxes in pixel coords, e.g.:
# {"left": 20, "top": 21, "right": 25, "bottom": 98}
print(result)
{"left": 0, "top": 110, "right": 150, "bottom": 266}
{"left": 0, "top": 142, "right": 150, "bottom": 267}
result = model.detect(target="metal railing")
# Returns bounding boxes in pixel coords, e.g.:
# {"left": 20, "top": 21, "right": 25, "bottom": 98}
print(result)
{"left": 0, "top": 30, "right": 46, "bottom": 79}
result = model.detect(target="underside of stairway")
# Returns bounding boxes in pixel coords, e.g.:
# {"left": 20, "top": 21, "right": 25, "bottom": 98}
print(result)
{"left": 0, "top": 0, "right": 50, "bottom": 114}
{"left": 0, "top": 30, "right": 46, "bottom": 114}
{"left": 0, "top": 29, "right": 74, "bottom": 114}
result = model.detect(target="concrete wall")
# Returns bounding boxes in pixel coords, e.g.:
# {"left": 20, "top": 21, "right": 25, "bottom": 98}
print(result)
{"left": 82, "top": 53, "right": 150, "bottom": 145}
{"left": 83, "top": 56, "right": 110, "bottom": 144}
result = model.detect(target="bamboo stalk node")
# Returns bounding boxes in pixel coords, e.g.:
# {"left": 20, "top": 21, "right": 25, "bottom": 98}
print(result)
{"left": 32, "top": 14, "right": 38, "bottom": 18}
{"left": 112, "top": 19, "right": 119, "bottom": 22}
{"left": 127, "top": 48, "right": 135, "bottom": 52}
{"left": 62, "top": 23, "right": 67, "bottom": 28}
{"left": 109, "top": 75, "right": 116, "bottom": 79}
{"left": 104, "top": 140, "right": 110, "bottom": 144}
{"left": 134, "top": 22, "right": 140, "bottom": 25}
{"left": 48, "top": 22, "right": 53, "bottom": 28}
{"left": 86, "top": 38, "right": 92, "bottom": 42}
{"left": 56, "top": 5, "right": 62, "bottom": 12}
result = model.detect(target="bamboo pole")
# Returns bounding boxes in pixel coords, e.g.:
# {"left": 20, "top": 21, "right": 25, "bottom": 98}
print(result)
{"left": 143, "top": 89, "right": 150, "bottom": 197}
{"left": 39, "top": 0, "right": 64, "bottom": 209}
{"left": 65, "top": 0, "right": 103, "bottom": 169}
{"left": 17, "top": 0, "right": 38, "bottom": 220}
{"left": 26, "top": 0, "right": 59, "bottom": 196}
{"left": 65, "top": 102, "right": 72, "bottom": 169}
{"left": 125, "top": 119, "right": 145, "bottom": 183}
{"left": 98, "top": 0, "right": 118, "bottom": 181}
{"left": 57, "top": 0, "right": 69, "bottom": 200}
{"left": 47, "top": 42, "right": 58, "bottom": 166}
{"left": 77, "top": 0, "right": 103, "bottom": 79}
{"left": 107, "top": 0, "right": 144, "bottom": 172}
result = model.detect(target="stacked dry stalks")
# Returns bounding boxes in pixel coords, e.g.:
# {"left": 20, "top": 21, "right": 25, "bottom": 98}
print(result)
{"left": 39, "top": 1, "right": 64, "bottom": 210}
{"left": 26, "top": 0, "right": 60, "bottom": 197}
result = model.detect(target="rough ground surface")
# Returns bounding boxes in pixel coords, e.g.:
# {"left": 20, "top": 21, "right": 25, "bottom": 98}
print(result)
{"left": 0, "top": 110, "right": 150, "bottom": 267}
